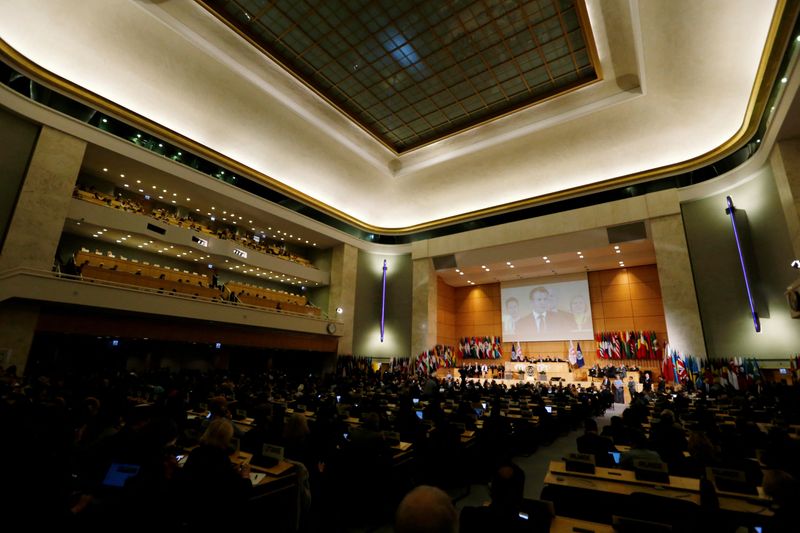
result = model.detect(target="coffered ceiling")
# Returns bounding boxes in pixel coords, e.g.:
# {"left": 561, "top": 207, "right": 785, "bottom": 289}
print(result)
{"left": 202, "top": 0, "right": 598, "bottom": 153}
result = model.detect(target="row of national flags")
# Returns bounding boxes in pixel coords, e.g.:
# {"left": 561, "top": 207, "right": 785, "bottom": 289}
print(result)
{"left": 458, "top": 336, "right": 502, "bottom": 359}
{"left": 389, "top": 357, "right": 412, "bottom": 374}
{"left": 336, "top": 355, "right": 374, "bottom": 376}
{"left": 661, "top": 346, "right": 764, "bottom": 391}
{"left": 596, "top": 331, "right": 661, "bottom": 360}
{"left": 415, "top": 345, "right": 457, "bottom": 374}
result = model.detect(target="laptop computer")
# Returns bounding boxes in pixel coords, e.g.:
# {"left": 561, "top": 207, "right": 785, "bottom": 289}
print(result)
{"left": 102, "top": 463, "right": 141, "bottom": 488}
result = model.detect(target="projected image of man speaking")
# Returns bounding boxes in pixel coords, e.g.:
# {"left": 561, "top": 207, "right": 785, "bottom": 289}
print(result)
{"left": 501, "top": 275, "right": 594, "bottom": 342}
{"left": 515, "top": 286, "right": 574, "bottom": 335}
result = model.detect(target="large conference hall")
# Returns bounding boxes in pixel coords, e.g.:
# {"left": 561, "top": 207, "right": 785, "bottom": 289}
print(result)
{"left": 2, "top": 1, "right": 800, "bottom": 532}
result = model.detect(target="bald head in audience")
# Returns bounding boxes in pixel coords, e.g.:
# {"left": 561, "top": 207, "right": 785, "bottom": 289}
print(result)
{"left": 395, "top": 485, "right": 458, "bottom": 533}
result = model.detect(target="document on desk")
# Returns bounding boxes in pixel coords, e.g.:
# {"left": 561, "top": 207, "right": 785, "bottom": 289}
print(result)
{"left": 249, "top": 473, "right": 266, "bottom": 486}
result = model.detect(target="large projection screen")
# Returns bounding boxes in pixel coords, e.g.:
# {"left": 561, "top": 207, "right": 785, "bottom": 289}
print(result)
{"left": 501, "top": 274, "right": 594, "bottom": 341}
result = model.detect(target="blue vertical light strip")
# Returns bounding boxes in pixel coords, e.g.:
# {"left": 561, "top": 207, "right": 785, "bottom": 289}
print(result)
{"left": 380, "top": 260, "right": 387, "bottom": 342}
{"left": 725, "top": 196, "right": 761, "bottom": 332}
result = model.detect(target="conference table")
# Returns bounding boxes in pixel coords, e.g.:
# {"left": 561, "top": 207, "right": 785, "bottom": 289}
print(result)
{"left": 544, "top": 460, "right": 773, "bottom": 521}
{"left": 550, "top": 516, "right": 613, "bottom": 533}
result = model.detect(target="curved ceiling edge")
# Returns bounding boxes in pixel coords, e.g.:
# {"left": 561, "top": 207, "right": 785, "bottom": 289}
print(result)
{"left": 0, "top": 0, "right": 795, "bottom": 240}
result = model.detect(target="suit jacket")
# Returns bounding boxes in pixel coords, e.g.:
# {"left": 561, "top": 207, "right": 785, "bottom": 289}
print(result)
{"left": 514, "top": 310, "right": 574, "bottom": 337}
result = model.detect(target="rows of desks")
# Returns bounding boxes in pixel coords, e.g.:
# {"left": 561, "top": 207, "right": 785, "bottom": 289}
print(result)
{"left": 544, "top": 457, "right": 773, "bottom": 517}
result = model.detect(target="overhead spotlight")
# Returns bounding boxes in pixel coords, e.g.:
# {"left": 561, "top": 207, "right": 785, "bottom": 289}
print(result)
{"left": 336, "top": 307, "right": 344, "bottom": 314}
{"left": 613, "top": 245, "right": 619, "bottom": 250}
{"left": 791, "top": 259, "right": 800, "bottom": 269}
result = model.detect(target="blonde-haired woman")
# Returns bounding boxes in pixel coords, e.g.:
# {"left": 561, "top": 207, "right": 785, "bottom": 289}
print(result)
{"left": 178, "top": 418, "right": 253, "bottom": 526}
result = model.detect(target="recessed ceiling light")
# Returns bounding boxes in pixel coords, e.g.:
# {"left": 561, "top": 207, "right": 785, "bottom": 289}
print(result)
{"left": 459, "top": 272, "right": 464, "bottom": 276}
{"left": 545, "top": 260, "right": 551, "bottom": 263}
{"left": 506, "top": 262, "right": 511, "bottom": 265}
{"left": 543, "top": 256, "right": 548, "bottom": 260}
{"left": 576, "top": 251, "right": 581, "bottom": 255}
{"left": 481, "top": 265, "right": 486, "bottom": 268}
{"left": 616, "top": 250, "right": 621, "bottom": 254}
{"left": 579, "top": 255, "right": 584, "bottom": 259}
{"left": 510, "top": 265, "right": 515, "bottom": 268}
{"left": 102, "top": 168, "right": 108, "bottom": 172}
{"left": 211, "top": 207, "right": 215, "bottom": 210}
{"left": 120, "top": 174, "right": 125, "bottom": 178}
{"left": 781, "top": 77, "right": 788, "bottom": 83}
{"left": 613, "top": 245, "right": 619, "bottom": 250}
{"left": 455, "top": 269, "right": 460, "bottom": 272}
{"left": 123, "top": 184, "right": 129, "bottom": 188}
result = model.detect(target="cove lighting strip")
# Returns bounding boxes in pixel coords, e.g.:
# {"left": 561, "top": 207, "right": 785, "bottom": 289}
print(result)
{"left": 725, "top": 196, "right": 760, "bottom": 332}
{"left": 381, "top": 260, "right": 387, "bottom": 342}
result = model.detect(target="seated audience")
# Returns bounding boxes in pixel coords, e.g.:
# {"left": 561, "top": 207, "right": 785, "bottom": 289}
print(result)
{"left": 620, "top": 430, "right": 662, "bottom": 470}
{"left": 176, "top": 418, "right": 253, "bottom": 527}
{"left": 576, "top": 418, "right": 616, "bottom": 466}
{"left": 396, "top": 485, "right": 458, "bottom": 533}
{"left": 460, "top": 462, "right": 551, "bottom": 533}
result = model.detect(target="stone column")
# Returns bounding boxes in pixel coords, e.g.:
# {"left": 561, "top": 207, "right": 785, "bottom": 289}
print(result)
{"left": 411, "top": 258, "right": 437, "bottom": 358}
{"left": 650, "top": 214, "right": 707, "bottom": 357}
{"left": 0, "top": 126, "right": 86, "bottom": 372}
{"left": 328, "top": 243, "right": 358, "bottom": 355}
